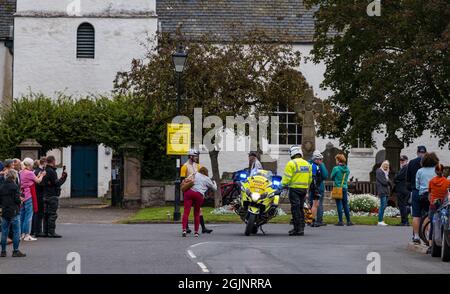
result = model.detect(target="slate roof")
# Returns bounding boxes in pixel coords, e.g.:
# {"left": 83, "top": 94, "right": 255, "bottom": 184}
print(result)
{"left": 157, "top": 0, "right": 317, "bottom": 43}
{"left": 0, "top": 0, "right": 15, "bottom": 40}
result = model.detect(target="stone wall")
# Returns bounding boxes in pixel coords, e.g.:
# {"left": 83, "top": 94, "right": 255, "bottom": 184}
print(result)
{"left": 140, "top": 179, "right": 166, "bottom": 208}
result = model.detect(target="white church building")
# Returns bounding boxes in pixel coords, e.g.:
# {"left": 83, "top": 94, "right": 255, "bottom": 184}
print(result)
{"left": 1, "top": 0, "right": 448, "bottom": 198}
{"left": 11, "top": 0, "right": 157, "bottom": 197}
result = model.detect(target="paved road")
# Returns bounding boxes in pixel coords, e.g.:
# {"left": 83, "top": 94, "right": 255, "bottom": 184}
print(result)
{"left": 0, "top": 223, "right": 448, "bottom": 274}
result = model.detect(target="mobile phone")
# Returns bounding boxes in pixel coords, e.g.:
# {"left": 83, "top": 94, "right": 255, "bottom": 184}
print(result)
{"left": 63, "top": 165, "right": 66, "bottom": 172}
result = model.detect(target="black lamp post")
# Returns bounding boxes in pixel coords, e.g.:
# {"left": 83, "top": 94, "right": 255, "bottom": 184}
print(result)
{"left": 172, "top": 45, "right": 188, "bottom": 221}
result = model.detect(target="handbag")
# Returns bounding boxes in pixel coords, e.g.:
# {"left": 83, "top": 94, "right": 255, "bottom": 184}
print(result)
{"left": 331, "top": 173, "right": 346, "bottom": 200}
{"left": 181, "top": 174, "right": 195, "bottom": 193}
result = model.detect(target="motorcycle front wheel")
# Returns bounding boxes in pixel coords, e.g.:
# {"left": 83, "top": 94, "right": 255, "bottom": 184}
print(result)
{"left": 245, "top": 213, "right": 257, "bottom": 236}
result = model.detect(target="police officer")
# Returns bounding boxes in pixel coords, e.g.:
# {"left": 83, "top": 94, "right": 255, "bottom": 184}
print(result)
{"left": 281, "top": 145, "right": 313, "bottom": 236}
{"left": 42, "top": 156, "right": 67, "bottom": 238}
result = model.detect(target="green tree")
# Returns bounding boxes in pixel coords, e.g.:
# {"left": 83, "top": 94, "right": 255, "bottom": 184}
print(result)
{"left": 305, "top": 0, "right": 450, "bottom": 148}
{"left": 115, "top": 32, "right": 307, "bottom": 207}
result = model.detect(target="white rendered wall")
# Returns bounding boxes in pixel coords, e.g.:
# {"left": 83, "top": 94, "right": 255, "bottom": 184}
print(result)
{"left": 16, "top": 0, "right": 156, "bottom": 16}
{"left": 13, "top": 17, "right": 157, "bottom": 98}
{"left": 0, "top": 45, "right": 7, "bottom": 104}
{"left": 14, "top": 0, "right": 156, "bottom": 197}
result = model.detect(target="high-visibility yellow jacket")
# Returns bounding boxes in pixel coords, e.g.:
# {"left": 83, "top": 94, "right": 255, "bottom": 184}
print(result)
{"left": 281, "top": 158, "right": 313, "bottom": 189}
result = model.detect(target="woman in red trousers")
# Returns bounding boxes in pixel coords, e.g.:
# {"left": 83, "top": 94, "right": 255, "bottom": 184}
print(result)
{"left": 182, "top": 167, "right": 217, "bottom": 237}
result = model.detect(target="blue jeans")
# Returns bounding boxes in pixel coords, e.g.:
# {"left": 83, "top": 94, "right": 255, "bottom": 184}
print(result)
{"left": 20, "top": 199, "right": 34, "bottom": 235}
{"left": 1, "top": 215, "right": 21, "bottom": 251}
{"left": 335, "top": 188, "right": 351, "bottom": 223}
{"left": 378, "top": 195, "right": 388, "bottom": 222}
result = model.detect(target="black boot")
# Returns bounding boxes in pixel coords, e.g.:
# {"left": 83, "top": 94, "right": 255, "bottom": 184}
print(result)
{"left": 47, "top": 232, "right": 62, "bottom": 238}
{"left": 289, "top": 223, "right": 299, "bottom": 236}
{"left": 297, "top": 225, "right": 305, "bottom": 236}
{"left": 200, "top": 216, "right": 213, "bottom": 234}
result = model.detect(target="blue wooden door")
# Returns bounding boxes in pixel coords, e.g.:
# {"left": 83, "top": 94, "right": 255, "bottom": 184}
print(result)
{"left": 71, "top": 145, "right": 98, "bottom": 197}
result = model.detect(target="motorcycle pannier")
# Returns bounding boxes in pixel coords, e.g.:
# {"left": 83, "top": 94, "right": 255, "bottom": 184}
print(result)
{"left": 331, "top": 173, "right": 346, "bottom": 200}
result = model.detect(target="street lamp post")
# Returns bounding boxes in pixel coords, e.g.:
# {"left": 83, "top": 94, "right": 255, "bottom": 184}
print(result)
{"left": 172, "top": 45, "right": 188, "bottom": 221}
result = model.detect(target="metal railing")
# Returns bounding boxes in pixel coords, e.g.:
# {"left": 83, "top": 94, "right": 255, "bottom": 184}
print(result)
{"left": 324, "top": 180, "right": 377, "bottom": 195}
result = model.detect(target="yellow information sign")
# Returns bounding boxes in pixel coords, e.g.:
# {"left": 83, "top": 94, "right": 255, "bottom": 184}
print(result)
{"left": 167, "top": 123, "right": 191, "bottom": 155}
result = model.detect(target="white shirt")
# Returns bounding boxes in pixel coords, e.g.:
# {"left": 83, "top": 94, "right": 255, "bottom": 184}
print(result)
{"left": 191, "top": 173, "right": 217, "bottom": 196}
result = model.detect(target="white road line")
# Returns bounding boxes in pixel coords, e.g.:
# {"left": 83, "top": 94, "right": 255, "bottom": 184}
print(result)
{"left": 190, "top": 241, "right": 211, "bottom": 248}
{"left": 187, "top": 250, "right": 196, "bottom": 259}
{"left": 197, "top": 262, "right": 210, "bottom": 273}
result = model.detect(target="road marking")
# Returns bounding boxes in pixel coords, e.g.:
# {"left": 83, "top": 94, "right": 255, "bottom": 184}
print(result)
{"left": 187, "top": 250, "right": 196, "bottom": 259}
{"left": 190, "top": 241, "right": 211, "bottom": 248}
{"left": 197, "top": 262, "right": 210, "bottom": 273}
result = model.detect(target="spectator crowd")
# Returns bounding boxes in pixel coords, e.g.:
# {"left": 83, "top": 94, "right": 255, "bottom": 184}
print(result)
{"left": 0, "top": 156, "right": 67, "bottom": 257}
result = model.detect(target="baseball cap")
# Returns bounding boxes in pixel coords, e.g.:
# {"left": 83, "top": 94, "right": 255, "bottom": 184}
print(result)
{"left": 400, "top": 155, "right": 408, "bottom": 161}
{"left": 417, "top": 146, "right": 427, "bottom": 153}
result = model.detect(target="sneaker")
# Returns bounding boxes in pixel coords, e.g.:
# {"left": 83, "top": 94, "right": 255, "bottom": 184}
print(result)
{"left": 194, "top": 233, "right": 199, "bottom": 238}
{"left": 202, "top": 228, "right": 213, "bottom": 234}
{"left": 12, "top": 250, "right": 26, "bottom": 257}
{"left": 186, "top": 228, "right": 192, "bottom": 234}
{"left": 335, "top": 222, "right": 344, "bottom": 226}
{"left": 0, "top": 251, "right": 6, "bottom": 257}
{"left": 347, "top": 222, "right": 354, "bottom": 226}
{"left": 311, "top": 222, "right": 321, "bottom": 228}
{"left": 182, "top": 231, "right": 187, "bottom": 237}
{"left": 23, "top": 235, "right": 37, "bottom": 242}
{"left": 426, "top": 247, "right": 432, "bottom": 254}
{"left": 412, "top": 237, "right": 421, "bottom": 245}
{"left": 377, "top": 222, "right": 388, "bottom": 226}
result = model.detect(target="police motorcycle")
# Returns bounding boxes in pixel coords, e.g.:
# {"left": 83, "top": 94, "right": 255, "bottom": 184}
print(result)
{"left": 232, "top": 169, "right": 283, "bottom": 236}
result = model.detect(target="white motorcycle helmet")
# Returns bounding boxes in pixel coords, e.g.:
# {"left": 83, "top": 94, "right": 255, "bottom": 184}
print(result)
{"left": 289, "top": 145, "right": 303, "bottom": 159}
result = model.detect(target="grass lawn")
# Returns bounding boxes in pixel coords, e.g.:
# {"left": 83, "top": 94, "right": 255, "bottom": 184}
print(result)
{"left": 121, "top": 206, "right": 408, "bottom": 226}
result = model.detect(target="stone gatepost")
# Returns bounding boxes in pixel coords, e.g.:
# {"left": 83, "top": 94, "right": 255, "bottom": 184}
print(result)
{"left": 17, "top": 139, "right": 42, "bottom": 160}
{"left": 120, "top": 143, "right": 142, "bottom": 208}
{"left": 383, "top": 134, "right": 404, "bottom": 177}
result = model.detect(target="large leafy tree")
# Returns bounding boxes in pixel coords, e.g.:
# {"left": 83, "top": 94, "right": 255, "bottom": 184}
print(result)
{"left": 305, "top": 0, "right": 450, "bottom": 148}
{"left": 114, "top": 32, "right": 306, "bottom": 207}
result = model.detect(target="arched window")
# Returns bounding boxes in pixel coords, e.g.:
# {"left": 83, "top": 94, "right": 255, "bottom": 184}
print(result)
{"left": 77, "top": 23, "right": 95, "bottom": 59}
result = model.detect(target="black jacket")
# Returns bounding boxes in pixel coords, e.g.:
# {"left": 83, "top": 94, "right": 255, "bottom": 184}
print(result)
{"left": 0, "top": 180, "right": 22, "bottom": 220}
{"left": 406, "top": 157, "right": 422, "bottom": 191}
{"left": 34, "top": 167, "right": 45, "bottom": 198}
{"left": 394, "top": 165, "right": 409, "bottom": 195}
{"left": 42, "top": 166, "right": 67, "bottom": 198}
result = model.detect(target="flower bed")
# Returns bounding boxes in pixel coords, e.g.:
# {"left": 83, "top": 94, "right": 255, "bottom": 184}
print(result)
{"left": 348, "top": 193, "right": 379, "bottom": 212}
